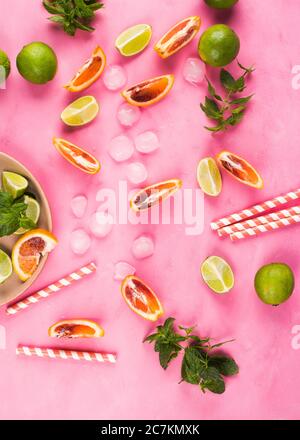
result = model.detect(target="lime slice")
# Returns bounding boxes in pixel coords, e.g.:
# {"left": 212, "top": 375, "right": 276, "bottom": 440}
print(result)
{"left": 15, "top": 196, "right": 40, "bottom": 235}
{"left": 197, "top": 157, "right": 222, "bottom": 196}
{"left": 61, "top": 96, "right": 99, "bottom": 127}
{"left": 2, "top": 171, "right": 28, "bottom": 199}
{"left": 0, "top": 249, "right": 12, "bottom": 284}
{"left": 115, "top": 24, "right": 152, "bottom": 56}
{"left": 201, "top": 256, "right": 234, "bottom": 294}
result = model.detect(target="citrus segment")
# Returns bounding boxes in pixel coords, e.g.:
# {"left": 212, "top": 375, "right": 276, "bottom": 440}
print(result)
{"left": 115, "top": 24, "right": 152, "bottom": 56}
{"left": 197, "top": 157, "right": 222, "bottom": 196}
{"left": 61, "top": 95, "right": 99, "bottom": 126}
{"left": 15, "top": 196, "right": 40, "bottom": 235}
{"left": 155, "top": 16, "right": 201, "bottom": 58}
{"left": 122, "top": 74, "right": 174, "bottom": 107}
{"left": 49, "top": 319, "right": 104, "bottom": 339}
{"left": 216, "top": 151, "right": 263, "bottom": 189}
{"left": 0, "top": 249, "right": 12, "bottom": 284}
{"left": 2, "top": 171, "right": 28, "bottom": 199}
{"left": 121, "top": 275, "right": 163, "bottom": 321}
{"left": 53, "top": 137, "right": 100, "bottom": 174}
{"left": 130, "top": 179, "right": 182, "bottom": 211}
{"left": 201, "top": 256, "right": 234, "bottom": 294}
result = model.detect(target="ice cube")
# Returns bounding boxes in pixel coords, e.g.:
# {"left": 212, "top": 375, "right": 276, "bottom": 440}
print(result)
{"left": 126, "top": 162, "right": 148, "bottom": 184}
{"left": 183, "top": 58, "right": 205, "bottom": 85}
{"left": 117, "top": 103, "right": 141, "bottom": 127}
{"left": 89, "top": 211, "right": 114, "bottom": 238}
{"left": 108, "top": 135, "right": 134, "bottom": 162}
{"left": 134, "top": 131, "right": 160, "bottom": 154}
{"left": 131, "top": 235, "right": 154, "bottom": 260}
{"left": 71, "top": 195, "right": 88, "bottom": 218}
{"left": 103, "top": 65, "right": 127, "bottom": 91}
{"left": 114, "top": 261, "right": 136, "bottom": 281}
{"left": 70, "top": 229, "right": 91, "bottom": 255}
{"left": 0, "top": 325, "right": 6, "bottom": 350}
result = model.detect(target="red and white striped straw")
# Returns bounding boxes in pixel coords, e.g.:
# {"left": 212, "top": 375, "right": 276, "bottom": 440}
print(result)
{"left": 6, "top": 262, "right": 97, "bottom": 316}
{"left": 211, "top": 188, "right": 300, "bottom": 230}
{"left": 218, "top": 206, "right": 300, "bottom": 237}
{"left": 230, "top": 214, "right": 300, "bottom": 241}
{"left": 16, "top": 345, "right": 117, "bottom": 364}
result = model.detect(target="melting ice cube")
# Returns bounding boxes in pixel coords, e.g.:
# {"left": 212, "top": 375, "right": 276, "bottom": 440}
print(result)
{"left": 183, "top": 58, "right": 205, "bottom": 85}
{"left": 108, "top": 135, "right": 134, "bottom": 162}
{"left": 126, "top": 162, "right": 148, "bottom": 185}
{"left": 89, "top": 212, "right": 114, "bottom": 238}
{"left": 70, "top": 229, "right": 91, "bottom": 255}
{"left": 114, "top": 261, "right": 136, "bottom": 281}
{"left": 71, "top": 195, "right": 88, "bottom": 218}
{"left": 134, "top": 131, "right": 160, "bottom": 154}
{"left": 131, "top": 235, "right": 154, "bottom": 260}
{"left": 103, "top": 65, "right": 127, "bottom": 91}
{"left": 117, "top": 103, "right": 141, "bottom": 127}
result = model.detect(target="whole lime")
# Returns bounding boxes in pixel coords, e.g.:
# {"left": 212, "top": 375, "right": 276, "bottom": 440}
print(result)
{"left": 16, "top": 42, "right": 57, "bottom": 84}
{"left": 198, "top": 24, "right": 240, "bottom": 67}
{"left": 204, "top": 0, "right": 239, "bottom": 9}
{"left": 0, "top": 49, "right": 11, "bottom": 80}
{"left": 254, "top": 263, "right": 294, "bottom": 305}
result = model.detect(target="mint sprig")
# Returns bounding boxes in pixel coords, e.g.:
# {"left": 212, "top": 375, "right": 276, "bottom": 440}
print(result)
{"left": 0, "top": 191, "right": 36, "bottom": 237}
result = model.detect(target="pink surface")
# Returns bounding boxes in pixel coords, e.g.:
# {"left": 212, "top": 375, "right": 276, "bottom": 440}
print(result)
{"left": 1, "top": 0, "right": 300, "bottom": 420}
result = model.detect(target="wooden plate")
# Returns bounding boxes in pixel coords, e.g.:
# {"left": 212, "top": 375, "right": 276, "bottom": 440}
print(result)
{"left": 0, "top": 152, "right": 52, "bottom": 307}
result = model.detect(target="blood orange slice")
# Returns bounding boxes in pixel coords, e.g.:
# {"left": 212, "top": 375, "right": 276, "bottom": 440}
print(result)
{"left": 64, "top": 46, "right": 106, "bottom": 92}
{"left": 216, "top": 151, "right": 263, "bottom": 189}
{"left": 130, "top": 179, "right": 182, "bottom": 211}
{"left": 53, "top": 137, "right": 100, "bottom": 174}
{"left": 121, "top": 275, "right": 163, "bottom": 321}
{"left": 49, "top": 319, "right": 104, "bottom": 339}
{"left": 155, "top": 16, "right": 201, "bottom": 58}
{"left": 122, "top": 74, "right": 174, "bottom": 107}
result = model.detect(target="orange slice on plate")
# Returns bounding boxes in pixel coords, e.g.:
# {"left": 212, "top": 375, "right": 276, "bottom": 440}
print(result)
{"left": 122, "top": 74, "right": 174, "bottom": 107}
{"left": 64, "top": 46, "right": 106, "bottom": 92}
{"left": 12, "top": 229, "right": 58, "bottom": 282}
{"left": 53, "top": 137, "right": 100, "bottom": 174}
{"left": 49, "top": 319, "right": 104, "bottom": 339}
{"left": 155, "top": 16, "right": 201, "bottom": 58}
{"left": 216, "top": 150, "right": 263, "bottom": 189}
{"left": 121, "top": 275, "right": 164, "bottom": 321}
{"left": 130, "top": 178, "right": 182, "bottom": 211}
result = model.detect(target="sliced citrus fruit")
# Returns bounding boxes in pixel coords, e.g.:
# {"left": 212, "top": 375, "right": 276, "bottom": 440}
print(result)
{"left": 53, "top": 137, "right": 100, "bottom": 174}
{"left": 121, "top": 275, "right": 163, "bottom": 321}
{"left": 122, "top": 74, "right": 174, "bottom": 107}
{"left": 201, "top": 256, "right": 234, "bottom": 294}
{"left": 155, "top": 16, "right": 201, "bottom": 59}
{"left": 64, "top": 46, "right": 106, "bottom": 92}
{"left": 216, "top": 150, "right": 263, "bottom": 189}
{"left": 49, "top": 319, "right": 104, "bottom": 339}
{"left": 130, "top": 178, "right": 182, "bottom": 211}
{"left": 2, "top": 171, "right": 28, "bottom": 199}
{"left": 197, "top": 157, "right": 222, "bottom": 196}
{"left": 61, "top": 95, "right": 99, "bottom": 126}
{"left": 12, "top": 228, "right": 58, "bottom": 282}
{"left": 0, "top": 249, "right": 12, "bottom": 284}
{"left": 115, "top": 24, "right": 152, "bottom": 56}
{"left": 15, "top": 196, "right": 40, "bottom": 235}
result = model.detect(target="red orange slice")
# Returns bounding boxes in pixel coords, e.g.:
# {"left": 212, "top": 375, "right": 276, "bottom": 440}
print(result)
{"left": 122, "top": 74, "right": 174, "bottom": 107}
{"left": 53, "top": 137, "right": 100, "bottom": 174}
{"left": 130, "top": 179, "right": 182, "bottom": 211}
{"left": 49, "top": 319, "right": 104, "bottom": 339}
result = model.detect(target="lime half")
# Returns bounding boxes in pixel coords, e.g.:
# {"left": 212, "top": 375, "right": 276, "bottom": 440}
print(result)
{"left": 197, "top": 157, "right": 222, "bottom": 196}
{"left": 115, "top": 24, "right": 152, "bottom": 56}
{"left": 15, "top": 196, "right": 40, "bottom": 235}
{"left": 61, "top": 95, "right": 99, "bottom": 126}
{"left": 2, "top": 171, "right": 28, "bottom": 199}
{"left": 201, "top": 256, "right": 234, "bottom": 294}
{"left": 0, "top": 249, "right": 13, "bottom": 284}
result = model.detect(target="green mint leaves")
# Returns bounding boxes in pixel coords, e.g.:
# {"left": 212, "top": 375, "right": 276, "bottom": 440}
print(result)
{"left": 0, "top": 191, "right": 36, "bottom": 237}
{"left": 42, "top": 0, "right": 104, "bottom": 36}
{"left": 200, "top": 61, "right": 255, "bottom": 132}
{"left": 144, "top": 317, "right": 238, "bottom": 395}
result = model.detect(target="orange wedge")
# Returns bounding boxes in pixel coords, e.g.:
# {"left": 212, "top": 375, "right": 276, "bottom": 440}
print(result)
{"left": 121, "top": 275, "right": 164, "bottom": 321}
{"left": 155, "top": 16, "right": 201, "bottom": 58}
{"left": 122, "top": 74, "right": 174, "bottom": 107}
{"left": 130, "top": 178, "right": 182, "bottom": 211}
{"left": 49, "top": 319, "right": 104, "bottom": 339}
{"left": 12, "top": 229, "right": 58, "bottom": 282}
{"left": 216, "top": 151, "right": 263, "bottom": 189}
{"left": 53, "top": 137, "right": 100, "bottom": 174}
{"left": 64, "top": 46, "right": 106, "bottom": 92}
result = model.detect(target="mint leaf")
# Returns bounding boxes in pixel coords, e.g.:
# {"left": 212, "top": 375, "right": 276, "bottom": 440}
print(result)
{"left": 220, "top": 69, "right": 236, "bottom": 92}
{"left": 200, "top": 367, "right": 225, "bottom": 394}
{"left": 181, "top": 346, "right": 207, "bottom": 384}
{"left": 0, "top": 191, "right": 14, "bottom": 208}
{"left": 206, "top": 77, "right": 223, "bottom": 101}
{"left": 230, "top": 95, "right": 253, "bottom": 105}
{"left": 200, "top": 97, "right": 222, "bottom": 121}
{"left": 208, "top": 356, "right": 239, "bottom": 376}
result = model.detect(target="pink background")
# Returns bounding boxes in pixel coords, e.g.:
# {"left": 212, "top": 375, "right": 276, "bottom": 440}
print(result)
{"left": 1, "top": 0, "right": 300, "bottom": 420}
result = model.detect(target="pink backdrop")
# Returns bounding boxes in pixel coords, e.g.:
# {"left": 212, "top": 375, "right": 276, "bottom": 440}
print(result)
{"left": 1, "top": 0, "right": 300, "bottom": 420}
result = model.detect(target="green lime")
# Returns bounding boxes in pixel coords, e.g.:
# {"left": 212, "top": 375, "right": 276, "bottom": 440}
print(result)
{"left": 15, "top": 196, "right": 40, "bottom": 235}
{"left": 115, "top": 24, "right": 152, "bottom": 56}
{"left": 0, "top": 249, "right": 13, "bottom": 284}
{"left": 201, "top": 256, "right": 234, "bottom": 294}
{"left": 254, "top": 263, "right": 294, "bottom": 305}
{"left": 0, "top": 49, "right": 11, "bottom": 82}
{"left": 198, "top": 24, "right": 240, "bottom": 67}
{"left": 16, "top": 42, "right": 57, "bottom": 84}
{"left": 204, "top": 0, "right": 239, "bottom": 9}
{"left": 2, "top": 171, "right": 28, "bottom": 199}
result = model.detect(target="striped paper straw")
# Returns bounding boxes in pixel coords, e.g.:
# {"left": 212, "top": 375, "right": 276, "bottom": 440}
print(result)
{"left": 16, "top": 346, "right": 116, "bottom": 364}
{"left": 6, "top": 262, "right": 96, "bottom": 316}
{"left": 230, "top": 214, "right": 300, "bottom": 241}
{"left": 211, "top": 188, "right": 300, "bottom": 230}
{"left": 218, "top": 206, "right": 300, "bottom": 237}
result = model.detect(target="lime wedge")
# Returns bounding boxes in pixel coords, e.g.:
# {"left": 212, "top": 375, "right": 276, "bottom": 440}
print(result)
{"left": 197, "top": 157, "right": 222, "bottom": 196}
{"left": 201, "top": 256, "right": 234, "bottom": 294}
{"left": 15, "top": 195, "right": 40, "bottom": 235}
{"left": 61, "top": 96, "right": 99, "bottom": 127}
{"left": 115, "top": 24, "right": 152, "bottom": 56}
{"left": 0, "top": 249, "right": 12, "bottom": 284}
{"left": 2, "top": 171, "right": 28, "bottom": 199}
